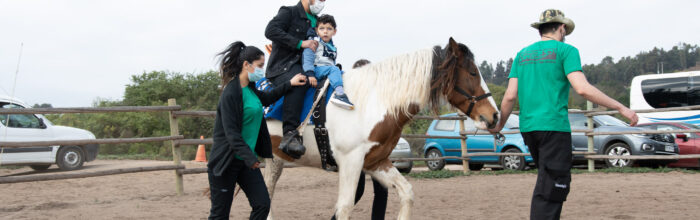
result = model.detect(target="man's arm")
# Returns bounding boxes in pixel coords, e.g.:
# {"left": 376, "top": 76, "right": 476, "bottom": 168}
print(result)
{"left": 567, "top": 71, "right": 638, "bottom": 125}
{"left": 265, "top": 7, "right": 302, "bottom": 49}
{"left": 490, "top": 78, "right": 518, "bottom": 132}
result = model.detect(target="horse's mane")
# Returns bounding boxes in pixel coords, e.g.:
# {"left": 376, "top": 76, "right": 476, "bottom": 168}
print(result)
{"left": 428, "top": 43, "right": 475, "bottom": 114}
{"left": 343, "top": 48, "right": 435, "bottom": 119}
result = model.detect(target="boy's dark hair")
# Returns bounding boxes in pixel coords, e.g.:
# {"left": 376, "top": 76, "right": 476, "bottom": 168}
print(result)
{"left": 317, "top": 14, "right": 336, "bottom": 28}
{"left": 538, "top": 22, "right": 563, "bottom": 36}
{"left": 352, "top": 59, "right": 370, "bottom": 69}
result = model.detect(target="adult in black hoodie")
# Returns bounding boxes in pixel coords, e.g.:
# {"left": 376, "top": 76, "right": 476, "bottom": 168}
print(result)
{"left": 264, "top": 0, "right": 325, "bottom": 159}
{"left": 208, "top": 41, "right": 306, "bottom": 220}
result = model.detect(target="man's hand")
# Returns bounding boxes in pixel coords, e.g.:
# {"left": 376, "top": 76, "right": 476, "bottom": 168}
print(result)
{"left": 290, "top": 74, "right": 307, "bottom": 86}
{"left": 251, "top": 161, "right": 261, "bottom": 169}
{"left": 308, "top": 76, "right": 318, "bottom": 88}
{"left": 619, "top": 107, "right": 639, "bottom": 126}
{"left": 301, "top": 40, "right": 318, "bottom": 52}
{"left": 488, "top": 123, "right": 504, "bottom": 134}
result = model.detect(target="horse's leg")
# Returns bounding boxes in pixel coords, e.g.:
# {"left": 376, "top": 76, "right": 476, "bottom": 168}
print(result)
{"left": 333, "top": 149, "right": 365, "bottom": 220}
{"left": 366, "top": 160, "right": 414, "bottom": 220}
{"left": 263, "top": 157, "right": 285, "bottom": 220}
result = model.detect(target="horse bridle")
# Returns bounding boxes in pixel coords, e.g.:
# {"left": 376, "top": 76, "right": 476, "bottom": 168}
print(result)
{"left": 453, "top": 85, "right": 491, "bottom": 116}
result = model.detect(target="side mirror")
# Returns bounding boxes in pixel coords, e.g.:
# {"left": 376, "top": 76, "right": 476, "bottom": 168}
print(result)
{"left": 38, "top": 118, "right": 47, "bottom": 129}
{"left": 676, "top": 134, "right": 688, "bottom": 142}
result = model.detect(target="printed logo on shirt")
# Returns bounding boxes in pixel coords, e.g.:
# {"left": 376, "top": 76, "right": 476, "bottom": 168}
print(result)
{"left": 518, "top": 48, "right": 557, "bottom": 65}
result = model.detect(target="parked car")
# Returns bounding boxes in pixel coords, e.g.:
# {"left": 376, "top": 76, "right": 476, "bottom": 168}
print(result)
{"left": 0, "top": 95, "right": 98, "bottom": 171}
{"left": 391, "top": 138, "right": 413, "bottom": 173}
{"left": 423, "top": 113, "right": 533, "bottom": 171}
{"left": 635, "top": 122, "right": 700, "bottom": 168}
{"left": 569, "top": 112, "right": 679, "bottom": 167}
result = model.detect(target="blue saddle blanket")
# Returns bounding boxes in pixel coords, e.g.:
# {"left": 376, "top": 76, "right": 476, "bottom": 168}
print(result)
{"left": 256, "top": 77, "right": 333, "bottom": 125}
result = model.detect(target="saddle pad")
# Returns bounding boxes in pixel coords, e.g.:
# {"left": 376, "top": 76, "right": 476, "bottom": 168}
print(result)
{"left": 256, "top": 77, "right": 333, "bottom": 125}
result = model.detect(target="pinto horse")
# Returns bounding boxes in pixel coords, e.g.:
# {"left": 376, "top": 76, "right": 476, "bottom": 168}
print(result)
{"left": 263, "top": 38, "right": 499, "bottom": 220}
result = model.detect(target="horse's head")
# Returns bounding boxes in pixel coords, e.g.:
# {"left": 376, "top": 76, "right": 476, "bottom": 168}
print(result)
{"left": 430, "top": 37, "right": 499, "bottom": 129}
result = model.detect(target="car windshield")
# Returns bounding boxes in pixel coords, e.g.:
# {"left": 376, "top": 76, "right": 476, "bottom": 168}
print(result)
{"left": 505, "top": 115, "right": 519, "bottom": 129}
{"left": 595, "top": 115, "right": 629, "bottom": 127}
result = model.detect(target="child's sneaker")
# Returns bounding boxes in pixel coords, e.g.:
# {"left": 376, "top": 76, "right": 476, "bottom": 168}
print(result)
{"left": 331, "top": 93, "right": 354, "bottom": 110}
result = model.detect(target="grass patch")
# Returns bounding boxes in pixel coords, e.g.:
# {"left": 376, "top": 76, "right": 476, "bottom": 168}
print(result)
{"left": 97, "top": 154, "right": 172, "bottom": 161}
{"left": 406, "top": 167, "right": 700, "bottom": 179}
{"left": 412, "top": 161, "right": 426, "bottom": 167}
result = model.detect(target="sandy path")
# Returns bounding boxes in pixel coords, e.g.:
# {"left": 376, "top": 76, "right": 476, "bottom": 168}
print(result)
{"left": 1, "top": 160, "right": 700, "bottom": 219}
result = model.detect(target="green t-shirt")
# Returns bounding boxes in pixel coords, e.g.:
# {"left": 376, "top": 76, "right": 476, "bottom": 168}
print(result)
{"left": 235, "top": 86, "right": 263, "bottom": 160}
{"left": 508, "top": 40, "right": 582, "bottom": 132}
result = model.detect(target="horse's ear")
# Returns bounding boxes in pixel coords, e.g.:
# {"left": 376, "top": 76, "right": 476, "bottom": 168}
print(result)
{"left": 447, "top": 37, "right": 461, "bottom": 56}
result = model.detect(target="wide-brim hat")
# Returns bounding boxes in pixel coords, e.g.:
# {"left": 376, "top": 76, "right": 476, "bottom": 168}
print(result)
{"left": 530, "top": 9, "right": 575, "bottom": 35}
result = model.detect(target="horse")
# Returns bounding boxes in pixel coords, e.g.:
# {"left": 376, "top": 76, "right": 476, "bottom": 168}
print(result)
{"left": 263, "top": 37, "right": 499, "bottom": 220}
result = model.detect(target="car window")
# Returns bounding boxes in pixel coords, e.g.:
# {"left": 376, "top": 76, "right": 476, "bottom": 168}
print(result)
{"left": 595, "top": 115, "right": 629, "bottom": 127}
{"left": 568, "top": 114, "right": 587, "bottom": 129}
{"left": 461, "top": 118, "right": 477, "bottom": 132}
{"left": 434, "top": 120, "right": 456, "bottom": 131}
{"left": 1, "top": 102, "right": 42, "bottom": 129}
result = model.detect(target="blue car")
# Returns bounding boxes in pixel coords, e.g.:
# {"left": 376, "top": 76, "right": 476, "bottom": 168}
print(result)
{"left": 422, "top": 113, "right": 534, "bottom": 170}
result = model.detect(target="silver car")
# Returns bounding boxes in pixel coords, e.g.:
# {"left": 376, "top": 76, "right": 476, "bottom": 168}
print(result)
{"left": 391, "top": 138, "right": 413, "bottom": 173}
{"left": 569, "top": 113, "right": 679, "bottom": 167}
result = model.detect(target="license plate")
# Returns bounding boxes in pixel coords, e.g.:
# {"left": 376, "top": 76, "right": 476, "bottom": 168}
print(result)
{"left": 665, "top": 145, "right": 675, "bottom": 152}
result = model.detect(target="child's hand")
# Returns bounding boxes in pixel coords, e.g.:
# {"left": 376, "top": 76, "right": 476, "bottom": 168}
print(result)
{"left": 289, "top": 74, "right": 307, "bottom": 86}
{"left": 308, "top": 77, "right": 318, "bottom": 88}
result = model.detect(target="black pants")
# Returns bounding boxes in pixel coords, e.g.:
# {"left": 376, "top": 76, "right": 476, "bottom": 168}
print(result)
{"left": 521, "top": 131, "right": 573, "bottom": 220}
{"left": 331, "top": 172, "right": 388, "bottom": 220}
{"left": 270, "top": 66, "right": 308, "bottom": 133}
{"left": 208, "top": 159, "right": 270, "bottom": 220}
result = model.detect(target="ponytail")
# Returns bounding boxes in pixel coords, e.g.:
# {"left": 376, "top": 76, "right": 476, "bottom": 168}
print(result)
{"left": 218, "top": 41, "right": 264, "bottom": 90}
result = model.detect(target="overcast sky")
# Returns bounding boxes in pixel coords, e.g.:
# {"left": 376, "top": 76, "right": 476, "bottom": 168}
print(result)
{"left": 1, "top": 0, "right": 699, "bottom": 107}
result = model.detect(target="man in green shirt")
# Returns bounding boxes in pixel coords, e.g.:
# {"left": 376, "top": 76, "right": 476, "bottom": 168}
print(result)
{"left": 489, "top": 9, "right": 638, "bottom": 220}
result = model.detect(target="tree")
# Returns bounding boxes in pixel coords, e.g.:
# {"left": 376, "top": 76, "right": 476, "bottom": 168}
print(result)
{"left": 32, "top": 103, "right": 53, "bottom": 108}
{"left": 478, "top": 61, "right": 494, "bottom": 82}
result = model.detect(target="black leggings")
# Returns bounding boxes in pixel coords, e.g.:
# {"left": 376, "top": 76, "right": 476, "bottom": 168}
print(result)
{"left": 331, "top": 171, "right": 388, "bottom": 220}
{"left": 208, "top": 159, "right": 270, "bottom": 220}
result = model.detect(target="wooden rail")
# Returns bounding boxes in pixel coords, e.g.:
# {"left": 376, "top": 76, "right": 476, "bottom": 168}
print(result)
{"left": 0, "top": 136, "right": 184, "bottom": 148}
{"left": 0, "top": 106, "right": 181, "bottom": 114}
{"left": 0, "top": 165, "right": 185, "bottom": 184}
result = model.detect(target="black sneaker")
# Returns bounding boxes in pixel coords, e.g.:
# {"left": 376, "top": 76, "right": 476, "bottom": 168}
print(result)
{"left": 279, "top": 130, "right": 305, "bottom": 159}
{"left": 331, "top": 93, "right": 354, "bottom": 110}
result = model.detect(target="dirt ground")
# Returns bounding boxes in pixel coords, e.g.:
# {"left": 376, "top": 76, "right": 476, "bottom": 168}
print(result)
{"left": 2, "top": 160, "right": 700, "bottom": 220}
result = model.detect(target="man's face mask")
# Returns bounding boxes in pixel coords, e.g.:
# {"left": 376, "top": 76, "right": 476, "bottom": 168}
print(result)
{"left": 309, "top": 0, "right": 324, "bottom": 15}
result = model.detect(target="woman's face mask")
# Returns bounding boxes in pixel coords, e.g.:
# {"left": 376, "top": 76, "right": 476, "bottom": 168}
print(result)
{"left": 248, "top": 67, "right": 265, "bottom": 82}
{"left": 309, "top": 0, "right": 324, "bottom": 15}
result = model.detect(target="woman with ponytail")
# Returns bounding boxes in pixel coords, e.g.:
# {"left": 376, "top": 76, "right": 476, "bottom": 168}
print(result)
{"left": 208, "top": 41, "right": 306, "bottom": 220}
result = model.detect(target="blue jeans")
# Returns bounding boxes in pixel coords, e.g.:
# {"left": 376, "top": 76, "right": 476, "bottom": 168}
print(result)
{"left": 314, "top": 65, "right": 343, "bottom": 90}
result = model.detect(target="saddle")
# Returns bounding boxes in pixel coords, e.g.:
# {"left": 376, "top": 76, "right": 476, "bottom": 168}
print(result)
{"left": 256, "top": 78, "right": 337, "bottom": 170}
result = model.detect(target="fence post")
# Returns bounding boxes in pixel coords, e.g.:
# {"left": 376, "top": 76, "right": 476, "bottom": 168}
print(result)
{"left": 587, "top": 101, "right": 595, "bottom": 172}
{"left": 458, "top": 114, "right": 470, "bottom": 174}
{"left": 168, "top": 98, "right": 184, "bottom": 195}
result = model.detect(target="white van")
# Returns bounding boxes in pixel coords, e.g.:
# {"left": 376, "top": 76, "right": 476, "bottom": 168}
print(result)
{"left": 0, "top": 95, "right": 98, "bottom": 171}
{"left": 630, "top": 71, "right": 700, "bottom": 125}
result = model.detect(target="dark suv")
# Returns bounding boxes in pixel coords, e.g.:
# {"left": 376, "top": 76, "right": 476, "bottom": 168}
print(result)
{"left": 569, "top": 113, "right": 679, "bottom": 167}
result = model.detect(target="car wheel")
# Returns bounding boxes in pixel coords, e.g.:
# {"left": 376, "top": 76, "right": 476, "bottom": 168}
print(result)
{"left": 468, "top": 163, "right": 484, "bottom": 171}
{"left": 398, "top": 162, "right": 413, "bottom": 174}
{"left": 425, "top": 148, "right": 445, "bottom": 171}
{"left": 604, "top": 143, "right": 634, "bottom": 168}
{"left": 501, "top": 148, "right": 526, "bottom": 170}
{"left": 57, "top": 146, "right": 85, "bottom": 171}
{"left": 30, "top": 164, "right": 51, "bottom": 171}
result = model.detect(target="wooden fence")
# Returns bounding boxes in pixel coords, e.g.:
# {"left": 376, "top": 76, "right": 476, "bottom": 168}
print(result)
{"left": 1, "top": 98, "right": 700, "bottom": 195}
